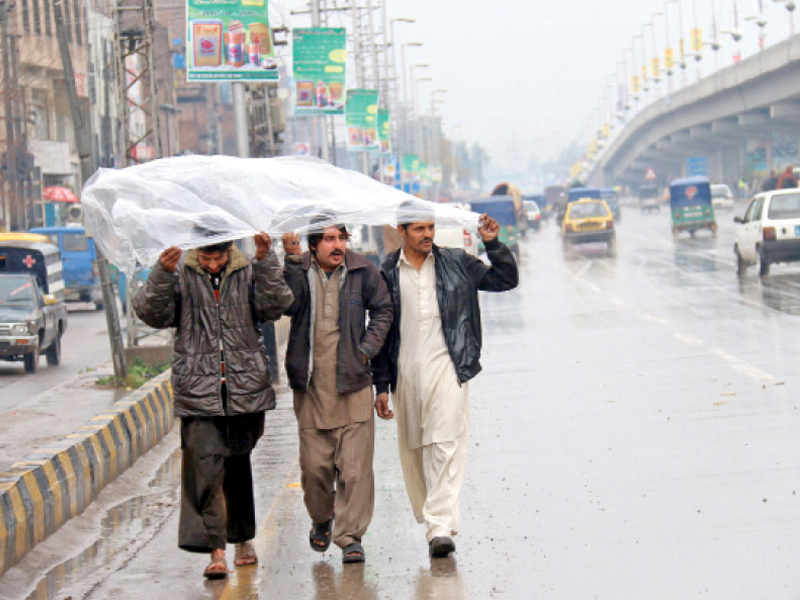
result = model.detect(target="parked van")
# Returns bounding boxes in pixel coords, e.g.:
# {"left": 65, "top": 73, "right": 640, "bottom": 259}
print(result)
{"left": 29, "top": 226, "right": 104, "bottom": 309}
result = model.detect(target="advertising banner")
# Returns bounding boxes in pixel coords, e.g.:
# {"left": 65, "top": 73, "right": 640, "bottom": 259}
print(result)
{"left": 664, "top": 48, "right": 673, "bottom": 70}
{"left": 187, "top": 0, "right": 277, "bottom": 82}
{"left": 292, "top": 27, "right": 346, "bottom": 115}
{"left": 650, "top": 57, "right": 660, "bottom": 79}
{"left": 402, "top": 154, "right": 419, "bottom": 182}
{"left": 691, "top": 28, "right": 703, "bottom": 52}
{"left": 345, "top": 89, "right": 380, "bottom": 152}
{"left": 377, "top": 109, "right": 391, "bottom": 156}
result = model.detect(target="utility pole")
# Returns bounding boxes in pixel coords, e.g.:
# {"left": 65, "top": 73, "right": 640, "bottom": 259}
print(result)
{"left": 54, "top": 0, "right": 127, "bottom": 379}
{"left": 310, "top": 0, "right": 330, "bottom": 162}
{"left": 1, "top": 1, "right": 18, "bottom": 231}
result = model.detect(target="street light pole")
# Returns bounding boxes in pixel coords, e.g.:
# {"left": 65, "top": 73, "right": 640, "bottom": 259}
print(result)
{"left": 390, "top": 18, "right": 414, "bottom": 190}
{"left": 408, "top": 63, "right": 429, "bottom": 155}
{"left": 401, "top": 42, "right": 423, "bottom": 179}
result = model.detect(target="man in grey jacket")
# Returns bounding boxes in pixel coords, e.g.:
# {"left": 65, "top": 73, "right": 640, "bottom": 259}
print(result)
{"left": 282, "top": 223, "right": 392, "bottom": 564}
{"left": 134, "top": 232, "right": 293, "bottom": 579}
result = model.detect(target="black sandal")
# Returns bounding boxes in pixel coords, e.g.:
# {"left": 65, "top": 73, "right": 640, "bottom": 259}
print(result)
{"left": 342, "top": 541, "right": 365, "bottom": 564}
{"left": 309, "top": 519, "right": 333, "bottom": 552}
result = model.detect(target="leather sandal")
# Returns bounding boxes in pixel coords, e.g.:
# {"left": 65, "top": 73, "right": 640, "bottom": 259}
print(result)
{"left": 309, "top": 519, "right": 333, "bottom": 552}
{"left": 203, "top": 556, "right": 228, "bottom": 579}
{"left": 342, "top": 541, "right": 365, "bottom": 564}
{"left": 234, "top": 540, "right": 258, "bottom": 567}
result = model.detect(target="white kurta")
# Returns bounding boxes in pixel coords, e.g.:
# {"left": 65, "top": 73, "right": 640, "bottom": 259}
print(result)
{"left": 395, "top": 249, "right": 470, "bottom": 541}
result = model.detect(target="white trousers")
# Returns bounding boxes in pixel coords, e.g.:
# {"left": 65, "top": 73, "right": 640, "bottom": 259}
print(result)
{"left": 397, "top": 411, "right": 469, "bottom": 542}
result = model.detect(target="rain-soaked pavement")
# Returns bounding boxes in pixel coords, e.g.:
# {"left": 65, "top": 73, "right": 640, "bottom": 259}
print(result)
{"left": 4, "top": 197, "right": 800, "bottom": 599}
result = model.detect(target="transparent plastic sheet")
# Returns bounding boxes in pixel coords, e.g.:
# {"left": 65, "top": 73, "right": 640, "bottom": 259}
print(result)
{"left": 80, "top": 155, "right": 480, "bottom": 276}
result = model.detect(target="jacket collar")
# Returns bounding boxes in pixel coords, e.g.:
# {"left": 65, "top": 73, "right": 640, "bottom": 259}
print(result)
{"left": 383, "top": 244, "right": 440, "bottom": 271}
{"left": 185, "top": 245, "right": 249, "bottom": 275}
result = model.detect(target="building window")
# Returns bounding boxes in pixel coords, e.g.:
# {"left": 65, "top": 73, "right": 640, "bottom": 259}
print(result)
{"left": 30, "top": 89, "right": 51, "bottom": 141}
{"left": 21, "top": 0, "right": 30, "bottom": 32}
{"left": 63, "top": 0, "right": 73, "bottom": 43}
{"left": 32, "top": 0, "right": 41, "bottom": 35}
{"left": 44, "top": 0, "right": 52, "bottom": 37}
{"left": 72, "top": 0, "right": 82, "bottom": 45}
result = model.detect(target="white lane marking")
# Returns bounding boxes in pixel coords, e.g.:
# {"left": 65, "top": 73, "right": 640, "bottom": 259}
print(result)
{"left": 637, "top": 312, "right": 669, "bottom": 324}
{"left": 674, "top": 332, "right": 704, "bottom": 346}
{"left": 713, "top": 349, "right": 775, "bottom": 381}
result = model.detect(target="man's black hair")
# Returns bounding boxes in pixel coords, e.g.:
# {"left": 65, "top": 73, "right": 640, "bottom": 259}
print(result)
{"left": 397, "top": 199, "right": 435, "bottom": 229}
{"left": 198, "top": 240, "right": 234, "bottom": 254}
{"left": 307, "top": 212, "right": 349, "bottom": 254}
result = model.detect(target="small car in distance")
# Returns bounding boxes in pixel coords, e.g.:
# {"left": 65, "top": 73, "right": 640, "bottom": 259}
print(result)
{"left": 711, "top": 184, "right": 735, "bottom": 211}
{"left": 523, "top": 200, "right": 542, "bottom": 231}
{"left": 734, "top": 189, "right": 800, "bottom": 277}
{"left": 561, "top": 198, "right": 616, "bottom": 257}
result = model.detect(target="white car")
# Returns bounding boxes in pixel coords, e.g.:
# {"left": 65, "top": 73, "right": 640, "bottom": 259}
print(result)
{"left": 734, "top": 189, "right": 800, "bottom": 276}
{"left": 711, "top": 184, "right": 735, "bottom": 211}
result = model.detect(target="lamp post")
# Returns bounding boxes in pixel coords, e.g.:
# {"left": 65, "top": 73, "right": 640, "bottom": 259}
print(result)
{"left": 412, "top": 75, "right": 433, "bottom": 165}
{"left": 773, "top": 0, "right": 796, "bottom": 36}
{"left": 400, "top": 42, "right": 423, "bottom": 171}
{"left": 390, "top": 19, "right": 415, "bottom": 189}
{"left": 430, "top": 88, "right": 447, "bottom": 163}
{"left": 409, "top": 64, "right": 429, "bottom": 154}
{"left": 430, "top": 88, "right": 447, "bottom": 199}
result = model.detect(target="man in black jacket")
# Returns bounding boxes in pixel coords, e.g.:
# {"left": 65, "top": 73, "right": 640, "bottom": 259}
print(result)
{"left": 282, "top": 222, "right": 392, "bottom": 564}
{"left": 374, "top": 201, "right": 518, "bottom": 558}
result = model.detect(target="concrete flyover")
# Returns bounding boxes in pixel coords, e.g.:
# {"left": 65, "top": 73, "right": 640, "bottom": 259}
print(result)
{"left": 0, "top": 373, "right": 173, "bottom": 577}
{"left": 588, "top": 33, "right": 800, "bottom": 190}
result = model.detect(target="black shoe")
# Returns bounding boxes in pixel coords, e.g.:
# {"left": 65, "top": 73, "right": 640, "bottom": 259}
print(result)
{"left": 429, "top": 536, "right": 455, "bottom": 558}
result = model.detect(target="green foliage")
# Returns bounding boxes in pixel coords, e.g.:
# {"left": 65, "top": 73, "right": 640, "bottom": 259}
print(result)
{"left": 95, "top": 357, "right": 171, "bottom": 390}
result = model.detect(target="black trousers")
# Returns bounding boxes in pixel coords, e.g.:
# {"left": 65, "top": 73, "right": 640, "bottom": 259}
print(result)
{"left": 178, "top": 413, "right": 264, "bottom": 553}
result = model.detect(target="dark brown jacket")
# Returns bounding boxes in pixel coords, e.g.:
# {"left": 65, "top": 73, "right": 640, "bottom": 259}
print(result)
{"left": 283, "top": 249, "right": 393, "bottom": 395}
{"left": 133, "top": 246, "right": 293, "bottom": 417}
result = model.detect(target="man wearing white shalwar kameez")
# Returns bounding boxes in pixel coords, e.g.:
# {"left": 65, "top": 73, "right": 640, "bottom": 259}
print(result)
{"left": 375, "top": 201, "right": 518, "bottom": 558}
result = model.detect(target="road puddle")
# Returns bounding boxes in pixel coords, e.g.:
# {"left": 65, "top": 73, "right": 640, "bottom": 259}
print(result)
{"left": 22, "top": 448, "right": 180, "bottom": 600}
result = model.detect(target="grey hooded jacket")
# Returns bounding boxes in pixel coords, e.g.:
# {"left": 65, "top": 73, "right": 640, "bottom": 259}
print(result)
{"left": 133, "top": 246, "right": 294, "bottom": 417}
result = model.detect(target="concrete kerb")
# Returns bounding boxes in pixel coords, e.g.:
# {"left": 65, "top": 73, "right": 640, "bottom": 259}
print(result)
{"left": 0, "top": 371, "right": 174, "bottom": 578}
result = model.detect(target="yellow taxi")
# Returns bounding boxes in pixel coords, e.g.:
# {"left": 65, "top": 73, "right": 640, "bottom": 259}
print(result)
{"left": 561, "top": 198, "right": 616, "bottom": 257}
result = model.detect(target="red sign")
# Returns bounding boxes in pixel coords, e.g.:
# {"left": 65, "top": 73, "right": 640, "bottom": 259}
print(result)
{"left": 23, "top": 254, "right": 36, "bottom": 268}
{"left": 645, "top": 168, "right": 657, "bottom": 180}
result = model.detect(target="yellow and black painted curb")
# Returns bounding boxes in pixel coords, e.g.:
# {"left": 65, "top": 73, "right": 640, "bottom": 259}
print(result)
{"left": 0, "top": 372, "right": 173, "bottom": 577}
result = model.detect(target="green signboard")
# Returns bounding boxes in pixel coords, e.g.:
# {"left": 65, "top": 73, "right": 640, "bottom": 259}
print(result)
{"left": 402, "top": 154, "right": 419, "bottom": 181}
{"left": 377, "top": 109, "right": 391, "bottom": 157}
{"left": 345, "top": 89, "right": 380, "bottom": 152}
{"left": 187, "top": 0, "right": 277, "bottom": 81}
{"left": 292, "top": 28, "right": 346, "bottom": 115}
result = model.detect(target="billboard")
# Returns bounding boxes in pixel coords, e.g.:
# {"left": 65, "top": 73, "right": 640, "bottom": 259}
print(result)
{"left": 187, "top": 0, "right": 277, "bottom": 81}
{"left": 292, "top": 27, "right": 346, "bottom": 115}
{"left": 345, "top": 89, "right": 379, "bottom": 152}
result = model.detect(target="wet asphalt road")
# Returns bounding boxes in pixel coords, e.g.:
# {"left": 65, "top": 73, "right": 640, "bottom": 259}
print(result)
{"left": 4, "top": 197, "right": 800, "bottom": 599}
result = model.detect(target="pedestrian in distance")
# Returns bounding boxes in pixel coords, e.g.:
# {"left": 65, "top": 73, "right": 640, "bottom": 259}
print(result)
{"left": 282, "top": 219, "right": 393, "bottom": 564}
{"left": 373, "top": 200, "right": 519, "bottom": 559}
{"left": 133, "top": 232, "right": 293, "bottom": 579}
{"left": 777, "top": 165, "right": 799, "bottom": 189}
{"left": 762, "top": 170, "right": 779, "bottom": 192}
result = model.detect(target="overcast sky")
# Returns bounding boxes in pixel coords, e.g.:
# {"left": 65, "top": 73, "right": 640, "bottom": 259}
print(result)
{"left": 271, "top": 0, "right": 797, "bottom": 172}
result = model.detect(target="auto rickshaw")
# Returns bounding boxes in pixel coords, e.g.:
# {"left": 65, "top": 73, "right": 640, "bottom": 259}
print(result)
{"left": 470, "top": 195, "right": 521, "bottom": 259}
{"left": 491, "top": 182, "right": 527, "bottom": 236}
{"left": 669, "top": 176, "right": 717, "bottom": 238}
{"left": 600, "top": 187, "right": 621, "bottom": 222}
{"left": 638, "top": 184, "right": 660, "bottom": 213}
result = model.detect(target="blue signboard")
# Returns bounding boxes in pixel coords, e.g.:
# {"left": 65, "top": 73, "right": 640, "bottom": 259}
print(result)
{"left": 686, "top": 156, "right": 708, "bottom": 177}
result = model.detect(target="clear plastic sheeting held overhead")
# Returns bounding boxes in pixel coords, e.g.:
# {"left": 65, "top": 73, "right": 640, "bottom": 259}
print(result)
{"left": 81, "top": 155, "right": 480, "bottom": 275}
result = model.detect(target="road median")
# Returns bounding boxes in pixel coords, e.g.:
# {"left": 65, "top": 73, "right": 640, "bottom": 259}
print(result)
{"left": 0, "top": 371, "right": 173, "bottom": 577}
